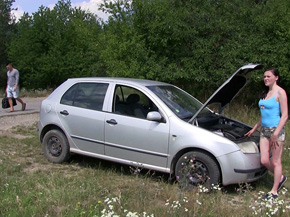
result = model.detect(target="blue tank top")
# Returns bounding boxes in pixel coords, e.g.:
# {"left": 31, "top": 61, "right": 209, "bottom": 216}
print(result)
{"left": 258, "top": 90, "right": 281, "bottom": 127}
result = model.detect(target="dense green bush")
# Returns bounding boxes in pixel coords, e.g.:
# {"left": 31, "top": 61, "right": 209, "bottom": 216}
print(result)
{"left": 2, "top": 0, "right": 290, "bottom": 103}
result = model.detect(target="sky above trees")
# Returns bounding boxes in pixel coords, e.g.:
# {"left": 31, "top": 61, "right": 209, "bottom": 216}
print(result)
{"left": 12, "top": 0, "right": 109, "bottom": 21}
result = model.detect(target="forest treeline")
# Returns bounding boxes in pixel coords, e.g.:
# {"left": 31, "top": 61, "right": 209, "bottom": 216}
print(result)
{"left": 1, "top": 0, "right": 290, "bottom": 103}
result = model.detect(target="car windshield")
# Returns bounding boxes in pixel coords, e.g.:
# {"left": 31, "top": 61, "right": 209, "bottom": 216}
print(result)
{"left": 147, "top": 85, "right": 212, "bottom": 121}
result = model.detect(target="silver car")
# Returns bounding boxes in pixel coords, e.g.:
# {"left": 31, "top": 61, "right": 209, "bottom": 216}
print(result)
{"left": 38, "top": 63, "right": 267, "bottom": 188}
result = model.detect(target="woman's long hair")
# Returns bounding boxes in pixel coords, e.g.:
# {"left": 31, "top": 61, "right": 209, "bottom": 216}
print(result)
{"left": 260, "top": 67, "right": 280, "bottom": 99}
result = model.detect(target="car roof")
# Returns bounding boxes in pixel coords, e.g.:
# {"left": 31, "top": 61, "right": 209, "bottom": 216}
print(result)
{"left": 66, "top": 77, "right": 170, "bottom": 87}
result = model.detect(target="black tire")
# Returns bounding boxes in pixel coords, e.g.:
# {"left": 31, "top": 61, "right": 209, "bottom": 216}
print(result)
{"left": 175, "top": 151, "right": 220, "bottom": 190}
{"left": 42, "top": 129, "right": 70, "bottom": 163}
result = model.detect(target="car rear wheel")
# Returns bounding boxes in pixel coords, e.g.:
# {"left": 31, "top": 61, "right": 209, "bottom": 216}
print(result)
{"left": 42, "top": 129, "right": 70, "bottom": 163}
{"left": 175, "top": 151, "right": 220, "bottom": 190}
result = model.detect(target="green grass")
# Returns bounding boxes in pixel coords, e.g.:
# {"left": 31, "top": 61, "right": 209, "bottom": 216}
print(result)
{"left": 0, "top": 88, "right": 52, "bottom": 98}
{"left": 1, "top": 106, "right": 290, "bottom": 217}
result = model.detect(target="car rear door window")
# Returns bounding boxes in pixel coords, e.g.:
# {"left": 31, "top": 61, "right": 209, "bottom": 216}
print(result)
{"left": 60, "top": 82, "right": 109, "bottom": 111}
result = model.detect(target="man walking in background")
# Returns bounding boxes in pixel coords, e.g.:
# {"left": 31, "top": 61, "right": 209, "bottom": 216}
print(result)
{"left": 6, "top": 63, "right": 26, "bottom": 112}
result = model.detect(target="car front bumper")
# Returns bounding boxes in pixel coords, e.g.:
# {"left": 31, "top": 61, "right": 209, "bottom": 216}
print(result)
{"left": 218, "top": 151, "right": 267, "bottom": 186}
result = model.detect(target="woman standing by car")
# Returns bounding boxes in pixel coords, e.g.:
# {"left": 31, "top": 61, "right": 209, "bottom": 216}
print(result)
{"left": 245, "top": 67, "right": 288, "bottom": 200}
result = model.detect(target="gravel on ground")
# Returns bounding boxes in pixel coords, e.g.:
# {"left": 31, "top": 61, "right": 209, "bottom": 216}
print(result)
{"left": 0, "top": 96, "right": 43, "bottom": 131}
{"left": 0, "top": 112, "right": 39, "bottom": 139}
{"left": 0, "top": 113, "right": 39, "bottom": 131}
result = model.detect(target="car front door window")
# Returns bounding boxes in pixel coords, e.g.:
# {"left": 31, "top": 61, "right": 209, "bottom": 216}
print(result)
{"left": 113, "top": 85, "right": 157, "bottom": 119}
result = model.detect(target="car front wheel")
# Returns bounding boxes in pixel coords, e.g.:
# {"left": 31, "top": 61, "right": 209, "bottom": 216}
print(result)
{"left": 175, "top": 151, "right": 220, "bottom": 190}
{"left": 42, "top": 129, "right": 70, "bottom": 163}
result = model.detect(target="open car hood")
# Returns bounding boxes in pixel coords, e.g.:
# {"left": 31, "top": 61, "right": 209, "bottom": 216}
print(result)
{"left": 190, "top": 63, "right": 263, "bottom": 123}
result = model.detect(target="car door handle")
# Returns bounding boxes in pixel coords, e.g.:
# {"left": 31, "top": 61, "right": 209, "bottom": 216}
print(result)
{"left": 60, "top": 110, "right": 69, "bottom": 116}
{"left": 106, "top": 119, "right": 118, "bottom": 125}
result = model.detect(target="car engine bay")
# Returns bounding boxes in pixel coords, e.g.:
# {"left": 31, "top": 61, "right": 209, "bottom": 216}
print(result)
{"left": 196, "top": 113, "right": 260, "bottom": 144}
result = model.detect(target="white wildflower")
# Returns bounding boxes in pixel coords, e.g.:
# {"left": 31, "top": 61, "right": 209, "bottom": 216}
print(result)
{"left": 196, "top": 200, "right": 202, "bottom": 205}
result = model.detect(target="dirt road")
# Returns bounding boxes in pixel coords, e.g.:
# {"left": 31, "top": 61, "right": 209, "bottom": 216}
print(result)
{"left": 0, "top": 97, "right": 44, "bottom": 116}
{"left": 0, "top": 97, "right": 44, "bottom": 130}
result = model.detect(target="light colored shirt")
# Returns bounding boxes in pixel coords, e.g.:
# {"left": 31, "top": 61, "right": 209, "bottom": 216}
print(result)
{"left": 7, "top": 68, "right": 19, "bottom": 87}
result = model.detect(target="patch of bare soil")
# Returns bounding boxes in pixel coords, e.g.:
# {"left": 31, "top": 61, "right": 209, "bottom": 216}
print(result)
{"left": 0, "top": 113, "right": 39, "bottom": 138}
{"left": 0, "top": 112, "right": 59, "bottom": 174}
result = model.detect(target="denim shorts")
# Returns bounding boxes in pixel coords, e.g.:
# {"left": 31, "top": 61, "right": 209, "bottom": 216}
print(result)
{"left": 260, "top": 126, "right": 285, "bottom": 142}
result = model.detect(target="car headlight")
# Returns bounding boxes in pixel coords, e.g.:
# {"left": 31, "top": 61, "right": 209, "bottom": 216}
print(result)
{"left": 237, "top": 141, "right": 259, "bottom": 154}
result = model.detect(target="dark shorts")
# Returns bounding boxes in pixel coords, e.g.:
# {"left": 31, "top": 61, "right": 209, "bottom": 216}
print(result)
{"left": 260, "top": 126, "right": 285, "bottom": 142}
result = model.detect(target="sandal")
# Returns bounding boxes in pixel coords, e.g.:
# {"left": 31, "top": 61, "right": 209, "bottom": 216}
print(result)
{"left": 278, "top": 175, "right": 287, "bottom": 191}
{"left": 22, "top": 103, "right": 26, "bottom": 111}
{"left": 262, "top": 192, "right": 278, "bottom": 200}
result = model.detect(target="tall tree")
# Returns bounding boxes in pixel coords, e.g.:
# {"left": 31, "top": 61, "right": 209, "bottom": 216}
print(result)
{"left": 0, "top": 0, "right": 15, "bottom": 65}
{"left": 6, "top": 0, "right": 290, "bottom": 101}
{"left": 0, "top": 0, "right": 16, "bottom": 88}
{"left": 99, "top": 0, "right": 290, "bottom": 97}
{"left": 8, "top": 0, "right": 103, "bottom": 88}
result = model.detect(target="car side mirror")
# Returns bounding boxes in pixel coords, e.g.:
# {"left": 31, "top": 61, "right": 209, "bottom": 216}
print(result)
{"left": 147, "top": 111, "right": 162, "bottom": 122}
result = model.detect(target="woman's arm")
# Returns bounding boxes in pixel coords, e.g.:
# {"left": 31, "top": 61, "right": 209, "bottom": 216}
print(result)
{"left": 244, "top": 118, "right": 261, "bottom": 137}
{"left": 274, "top": 88, "right": 288, "bottom": 135}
